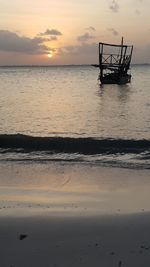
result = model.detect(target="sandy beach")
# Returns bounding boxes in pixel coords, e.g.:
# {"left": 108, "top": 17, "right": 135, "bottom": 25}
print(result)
{"left": 0, "top": 213, "right": 150, "bottom": 267}
{"left": 0, "top": 162, "right": 150, "bottom": 266}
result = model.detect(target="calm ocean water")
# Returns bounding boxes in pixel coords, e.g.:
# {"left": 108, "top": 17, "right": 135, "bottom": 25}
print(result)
{"left": 0, "top": 65, "right": 150, "bottom": 168}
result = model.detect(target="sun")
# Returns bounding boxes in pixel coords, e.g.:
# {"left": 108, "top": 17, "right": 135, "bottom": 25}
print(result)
{"left": 47, "top": 53, "right": 53, "bottom": 58}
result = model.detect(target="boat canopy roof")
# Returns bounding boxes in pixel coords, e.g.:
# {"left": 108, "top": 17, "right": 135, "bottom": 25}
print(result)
{"left": 99, "top": 41, "right": 133, "bottom": 48}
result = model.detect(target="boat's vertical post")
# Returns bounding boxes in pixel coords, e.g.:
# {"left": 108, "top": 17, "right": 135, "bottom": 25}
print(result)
{"left": 119, "top": 37, "right": 124, "bottom": 66}
{"left": 123, "top": 46, "right": 127, "bottom": 61}
{"left": 125, "top": 45, "right": 133, "bottom": 73}
{"left": 99, "top": 43, "right": 103, "bottom": 81}
{"left": 99, "top": 43, "right": 101, "bottom": 67}
{"left": 122, "top": 45, "right": 127, "bottom": 72}
{"left": 130, "top": 46, "right": 133, "bottom": 64}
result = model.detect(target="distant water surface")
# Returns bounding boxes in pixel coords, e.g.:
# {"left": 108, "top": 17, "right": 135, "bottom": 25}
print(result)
{"left": 0, "top": 65, "right": 149, "bottom": 139}
{"left": 0, "top": 65, "right": 150, "bottom": 168}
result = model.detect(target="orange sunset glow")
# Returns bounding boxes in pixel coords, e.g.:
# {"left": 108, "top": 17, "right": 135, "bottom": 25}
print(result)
{"left": 0, "top": 0, "right": 150, "bottom": 65}
{"left": 47, "top": 53, "right": 53, "bottom": 58}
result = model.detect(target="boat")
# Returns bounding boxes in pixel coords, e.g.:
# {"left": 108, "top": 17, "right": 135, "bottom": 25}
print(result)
{"left": 93, "top": 37, "right": 133, "bottom": 85}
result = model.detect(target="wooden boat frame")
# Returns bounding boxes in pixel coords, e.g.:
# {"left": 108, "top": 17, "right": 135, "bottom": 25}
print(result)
{"left": 98, "top": 38, "right": 133, "bottom": 84}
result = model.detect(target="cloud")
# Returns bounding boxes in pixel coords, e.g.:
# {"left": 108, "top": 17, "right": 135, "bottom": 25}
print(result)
{"left": 49, "top": 36, "right": 58, "bottom": 40}
{"left": 135, "top": 9, "right": 141, "bottom": 15}
{"left": 77, "top": 32, "right": 95, "bottom": 42}
{"left": 58, "top": 42, "right": 97, "bottom": 56}
{"left": 54, "top": 42, "right": 98, "bottom": 64}
{"left": 108, "top": 28, "right": 119, "bottom": 36}
{"left": 109, "top": 0, "right": 119, "bottom": 12}
{"left": 0, "top": 30, "right": 54, "bottom": 55}
{"left": 85, "top": 26, "right": 96, "bottom": 32}
{"left": 39, "top": 29, "right": 62, "bottom": 36}
{"left": 134, "top": 0, "right": 144, "bottom": 15}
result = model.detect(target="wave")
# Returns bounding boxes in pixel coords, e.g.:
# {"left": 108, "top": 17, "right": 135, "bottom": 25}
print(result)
{"left": 0, "top": 134, "right": 150, "bottom": 155}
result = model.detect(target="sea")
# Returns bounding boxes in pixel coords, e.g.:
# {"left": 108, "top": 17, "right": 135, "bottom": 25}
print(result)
{"left": 0, "top": 65, "right": 149, "bottom": 169}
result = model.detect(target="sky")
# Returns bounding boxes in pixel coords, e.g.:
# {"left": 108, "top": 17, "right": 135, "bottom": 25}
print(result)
{"left": 0, "top": 0, "right": 150, "bottom": 65}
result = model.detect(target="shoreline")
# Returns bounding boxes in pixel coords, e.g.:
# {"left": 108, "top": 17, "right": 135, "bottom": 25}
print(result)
{"left": 0, "top": 163, "right": 149, "bottom": 216}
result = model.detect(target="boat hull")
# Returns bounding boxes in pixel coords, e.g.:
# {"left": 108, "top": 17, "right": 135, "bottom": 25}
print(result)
{"left": 100, "top": 73, "right": 131, "bottom": 85}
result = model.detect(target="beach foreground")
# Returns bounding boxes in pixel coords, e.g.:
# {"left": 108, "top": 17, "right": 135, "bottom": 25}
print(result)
{"left": 1, "top": 213, "right": 150, "bottom": 267}
{"left": 0, "top": 162, "right": 150, "bottom": 267}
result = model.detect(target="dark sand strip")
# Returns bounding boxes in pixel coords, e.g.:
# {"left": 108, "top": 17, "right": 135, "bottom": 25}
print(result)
{"left": 1, "top": 213, "right": 150, "bottom": 267}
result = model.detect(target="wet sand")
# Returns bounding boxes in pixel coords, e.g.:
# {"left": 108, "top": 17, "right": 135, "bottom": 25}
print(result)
{"left": 0, "top": 162, "right": 150, "bottom": 266}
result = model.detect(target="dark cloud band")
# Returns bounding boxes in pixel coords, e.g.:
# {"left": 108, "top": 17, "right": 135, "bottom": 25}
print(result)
{"left": 0, "top": 30, "right": 55, "bottom": 55}
{"left": 39, "top": 29, "right": 62, "bottom": 36}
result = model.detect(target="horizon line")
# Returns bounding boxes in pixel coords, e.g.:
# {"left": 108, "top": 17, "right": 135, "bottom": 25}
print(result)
{"left": 0, "top": 63, "right": 149, "bottom": 67}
